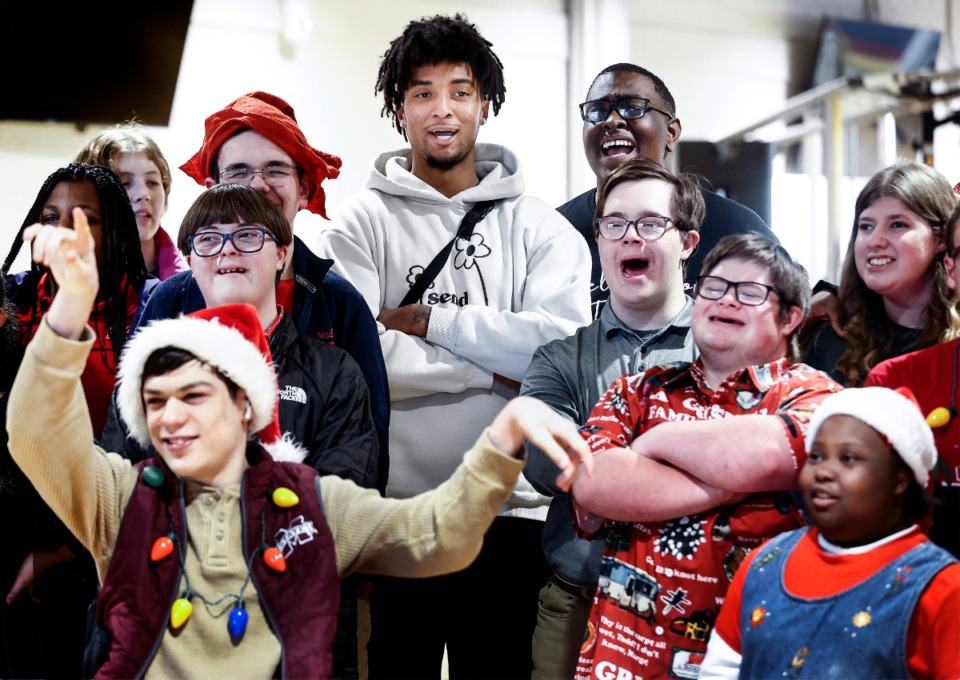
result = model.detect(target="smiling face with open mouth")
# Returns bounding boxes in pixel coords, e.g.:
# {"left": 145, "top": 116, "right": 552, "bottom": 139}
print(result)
{"left": 397, "top": 61, "right": 489, "bottom": 181}
{"left": 188, "top": 222, "right": 288, "bottom": 323}
{"left": 692, "top": 257, "right": 801, "bottom": 381}
{"left": 800, "top": 414, "right": 911, "bottom": 546}
{"left": 582, "top": 71, "right": 681, "bottom": 184}
{"left": 598, "top": 178, "right": 698, "bottom": 330}
{"left": 853, "top": 195, "right": 943, "bottom": 313}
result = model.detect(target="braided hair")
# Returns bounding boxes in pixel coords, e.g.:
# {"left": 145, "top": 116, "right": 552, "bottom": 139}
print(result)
{"left": 1, "top": 163, "right": 148, "bottom": 368}
{"left": 376, "top": 13, "right": 506, "bottom": 137}
{"left": 0, "top": 279, "right": 23, "bottom": 395}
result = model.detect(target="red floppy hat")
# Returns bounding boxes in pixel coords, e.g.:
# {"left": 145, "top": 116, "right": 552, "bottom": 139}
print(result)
{"left": 180, "top": 91, "right": 342, "bottom": 218}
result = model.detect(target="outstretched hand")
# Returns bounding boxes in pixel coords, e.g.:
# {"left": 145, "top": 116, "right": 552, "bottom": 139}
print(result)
{"left": 487, "top": 396, "right": 592, "bottom": 492}
{"left": 22, "top": 207, "right": 99, "bottom": 339}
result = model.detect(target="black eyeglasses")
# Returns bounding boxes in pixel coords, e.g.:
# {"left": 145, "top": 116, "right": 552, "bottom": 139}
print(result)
{"left": 188, "top": 227, "right": 278, "bottom": 257}
{"left": 219, "top": 163, "right": 297, "bottom": 185}
{"left": 579, "top": 97, "right": 673, "bottom": 125}
{"left": 595, "top": 214, "right": 681, "bottom": 242}
{"left": 694, "top": 275, "right": 778, "bottom": 306}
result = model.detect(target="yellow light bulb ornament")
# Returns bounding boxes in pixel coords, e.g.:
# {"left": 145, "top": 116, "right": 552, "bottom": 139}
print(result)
{"left": 272, "top": 487, "right": 299, "bottom": 508}
{"left": 926, "top": 406, "right": 952, "bottom": 429}
{"left": 924, "top": 339, "right": 959, "bottom": 430}
{"left": 170, "top": 598, "right": 193, "bottom": 629}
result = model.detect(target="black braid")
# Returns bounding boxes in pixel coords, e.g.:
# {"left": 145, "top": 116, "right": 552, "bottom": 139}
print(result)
{"left": 375, "top": 13, "right": 506, "bottom": 137}
{"left": 1, "top": 163, "right": 148, "bottom": 368}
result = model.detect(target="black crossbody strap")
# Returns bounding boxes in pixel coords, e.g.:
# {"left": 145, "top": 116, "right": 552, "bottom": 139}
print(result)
{"left": 400, "top": 200, "right": 495, "bottom": 307}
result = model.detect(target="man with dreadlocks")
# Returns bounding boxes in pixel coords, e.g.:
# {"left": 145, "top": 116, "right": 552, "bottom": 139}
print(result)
{"left": 317, "top": 13, "right": 591, "bottom": 679}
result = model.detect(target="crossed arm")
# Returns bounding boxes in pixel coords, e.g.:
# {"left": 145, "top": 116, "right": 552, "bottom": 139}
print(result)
{"left": 572, "top": 416, "right": 797, "bottom": 522}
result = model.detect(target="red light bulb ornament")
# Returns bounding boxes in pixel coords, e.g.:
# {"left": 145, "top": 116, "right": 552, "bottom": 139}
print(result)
{"left": 150, "top": 535, "right": 175, "bottom": 562}
{"left": 263, "top": 546, "right": 287, "bottom": 572}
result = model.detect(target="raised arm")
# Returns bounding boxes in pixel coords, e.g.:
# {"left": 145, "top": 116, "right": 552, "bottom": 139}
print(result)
{"left": 8, "top": 209, "right": 135, "bottom": 574}
{"left": 25, "top": 207, "right": 98, "bottom": 338}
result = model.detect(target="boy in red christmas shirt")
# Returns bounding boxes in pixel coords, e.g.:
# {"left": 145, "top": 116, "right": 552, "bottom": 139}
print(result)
{"left": 700, "top": 387, "right": 959, "bottom": 679}
{"left": 571, "top": 233, "right": 842, "bottom": 680}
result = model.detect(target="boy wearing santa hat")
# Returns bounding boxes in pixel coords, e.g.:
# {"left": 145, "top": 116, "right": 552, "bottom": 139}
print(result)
{"left": 8, "top": 207, "right": 590, "bottom": 678}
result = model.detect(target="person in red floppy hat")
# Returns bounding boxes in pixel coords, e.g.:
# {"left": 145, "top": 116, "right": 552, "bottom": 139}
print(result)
{"left": 137, "top": 90, "right": 391, "bottom": 496}
{"left": 8, "top": 207, "right": 592, "bottom": 680}
{"left": 137, "top": 96, "right": 391, "bottom": 676}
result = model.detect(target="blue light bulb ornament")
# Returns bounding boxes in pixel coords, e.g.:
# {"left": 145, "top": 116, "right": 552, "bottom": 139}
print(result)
{"left": 228, "top": 605, "right": 249, "bottom": 639}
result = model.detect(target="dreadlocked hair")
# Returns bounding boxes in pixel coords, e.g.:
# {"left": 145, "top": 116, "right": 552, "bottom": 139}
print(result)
{"left": 376, "top": 13, "right": 506, "bottom": 137}
{"left": 1, "top": 163, "right": 148, "bottom": 369}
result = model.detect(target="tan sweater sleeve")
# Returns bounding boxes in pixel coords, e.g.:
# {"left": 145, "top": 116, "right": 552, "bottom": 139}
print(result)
{"left": 7, "top": 319, "right": 138, "bottom": 580}
{"left": 322, "top": 428, "right": 524, "bottom": 577}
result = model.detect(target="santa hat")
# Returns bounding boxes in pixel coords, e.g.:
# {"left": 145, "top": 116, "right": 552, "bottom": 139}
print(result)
{"left": 806, "top": 387, "right": 937, "bottom": 486}
{"left": 179, "top": 91, "right": 342, "bottom": 219}
{"left": 116, "top": 303, "right": 306, "bottom": 463}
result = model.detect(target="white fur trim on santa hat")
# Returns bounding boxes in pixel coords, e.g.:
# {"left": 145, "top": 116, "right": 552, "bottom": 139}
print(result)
{"left": 262, "top": 432, "right": 310, "bottom": 464}
{"left": 806, "top": 387, "right": 937, "bottom": 486}
{"left": 116, "top": 314, "right": 277, "bottom": 447}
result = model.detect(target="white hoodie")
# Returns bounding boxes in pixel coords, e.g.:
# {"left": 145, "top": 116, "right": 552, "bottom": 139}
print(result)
{"left": 319, "top": 143, "right": 591, "bottom": 519}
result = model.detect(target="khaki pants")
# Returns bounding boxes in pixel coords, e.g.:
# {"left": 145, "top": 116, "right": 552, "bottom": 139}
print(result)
{"left": 531, "top": 574, "right": 593, "bottom": 679}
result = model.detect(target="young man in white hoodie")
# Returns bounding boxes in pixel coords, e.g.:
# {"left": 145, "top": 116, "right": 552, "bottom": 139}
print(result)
{"left": 317, "top": 13, "right": 591, "bottom": 679}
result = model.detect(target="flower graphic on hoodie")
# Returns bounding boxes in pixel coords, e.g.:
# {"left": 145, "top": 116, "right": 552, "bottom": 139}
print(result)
{"left": 405, "top": 265, "right": 435, "bottom": 291}
{"left": 453, "top": 233, "right": 491, "bottom": 270}
{"left": 454, "top": 233, "right": 491, "bottom": 304}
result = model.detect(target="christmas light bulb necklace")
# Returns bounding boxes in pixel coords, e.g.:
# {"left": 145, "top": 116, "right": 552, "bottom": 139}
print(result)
{"left": 143, "top": 465, "right": 299, "bottom": 641}
{"left": 165, "top": 504, "right": 269, "bottom": 640}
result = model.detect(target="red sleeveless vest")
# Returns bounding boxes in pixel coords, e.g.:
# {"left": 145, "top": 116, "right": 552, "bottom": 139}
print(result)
{"left": 93, "top": 446, "right": 340, "bottom": 678}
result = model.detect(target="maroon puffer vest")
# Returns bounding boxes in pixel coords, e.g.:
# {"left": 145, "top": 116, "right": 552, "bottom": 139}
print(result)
{"left": 93, "top": 446, "right": 340, "bottom": 678}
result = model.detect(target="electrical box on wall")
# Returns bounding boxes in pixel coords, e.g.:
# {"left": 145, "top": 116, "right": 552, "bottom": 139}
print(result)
{"left": 0, "top": 1, "right": 195, "bottom": 127}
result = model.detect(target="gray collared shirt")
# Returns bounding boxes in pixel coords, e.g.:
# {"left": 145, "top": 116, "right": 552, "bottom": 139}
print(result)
{"left": 521, "top": 298, "right": 697, "bottom": 585}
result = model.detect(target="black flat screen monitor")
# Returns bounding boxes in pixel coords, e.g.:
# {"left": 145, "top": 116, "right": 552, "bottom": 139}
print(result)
{"left": 0, "top": 1, "right": 194, "bottom": 127}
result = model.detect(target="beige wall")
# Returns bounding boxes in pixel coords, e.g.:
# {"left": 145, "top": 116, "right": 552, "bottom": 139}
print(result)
{"left": 1, "top": 0, "right": 956, "bottom": 281}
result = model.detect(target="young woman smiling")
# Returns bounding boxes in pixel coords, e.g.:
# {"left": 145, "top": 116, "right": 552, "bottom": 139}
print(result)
{"left": 803, "top": 161, "right": 957, "bottom": 385}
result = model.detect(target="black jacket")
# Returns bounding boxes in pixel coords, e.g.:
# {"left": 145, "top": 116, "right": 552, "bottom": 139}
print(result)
{"left": 131, "top": 236, "right": 390, "bottom": 492}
